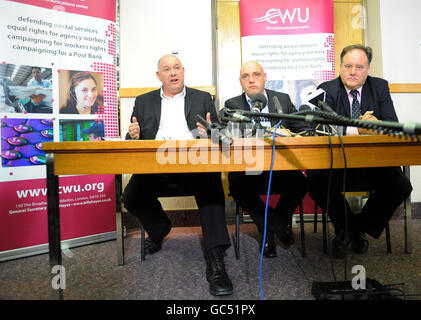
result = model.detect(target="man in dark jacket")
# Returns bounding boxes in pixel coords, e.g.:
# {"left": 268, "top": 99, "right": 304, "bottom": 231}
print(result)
{"left": 307, "top": 44, "right": 412, "bottom": 258}
{"left": 224, "top": 61, "right": 308, "bottom": 258}
{"left": 123, "top": 54, "right": 233, "bottom": 296}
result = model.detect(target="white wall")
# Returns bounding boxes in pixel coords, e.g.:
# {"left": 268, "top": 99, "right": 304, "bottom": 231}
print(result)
{"left": 118, "top": 0, "right": 214, "bottom": 210}
{"left": 119, "top": 0, "right": 213, "bottom": 89}
{"left": 371, "top": 0, "right": 421, "bottom": 201}
{"left": 119, "top": 0, "right": 214, "bottom": 140}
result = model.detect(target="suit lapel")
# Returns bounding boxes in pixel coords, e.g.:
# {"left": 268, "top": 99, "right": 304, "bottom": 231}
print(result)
{"left": 340, "top": 85, "right": 351, "bottom": 118}
{"left": 152, "top": 90, "right": 162, "bottom": 128}
{"left": 266, "top": 90, "right": 277, "bottom": 113}
{"left": 360, "top": 83, "right": 370, "bottom": 114}
{"left": 184, "top": 87, "right": 192, "bottom": 119}
{"left": 240, "top": 93, "right": 249, "bottom": 111}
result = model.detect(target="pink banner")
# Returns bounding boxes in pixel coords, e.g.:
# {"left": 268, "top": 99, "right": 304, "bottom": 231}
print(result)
{"left": 8, "top": 0, "right": 116, "bottom": 22}
{"left": 240, "top": 0, "right": 333, "bottom": 36}
{"left": 0, "top": 175, "right": 116, "bottom": 251}
{"left": 1, "top": 0, "right": 118, "bottom": 258}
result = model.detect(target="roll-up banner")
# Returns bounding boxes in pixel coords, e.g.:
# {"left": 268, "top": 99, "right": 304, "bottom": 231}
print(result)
{"left": 0, "top": 0, "right": 118, "bottom": 261}
{"left": 240, "top": 0, "right": 335, "bottom": 108}
{"left": 239, "top": 0, "right": 334, "bottom": 215}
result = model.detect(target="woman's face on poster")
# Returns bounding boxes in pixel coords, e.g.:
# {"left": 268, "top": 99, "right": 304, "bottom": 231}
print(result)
{"left": 74, "top": 78, "right": 97, "bottom": 109}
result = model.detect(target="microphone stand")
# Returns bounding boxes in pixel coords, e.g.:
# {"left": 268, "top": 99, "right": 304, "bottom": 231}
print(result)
{"left": 221, "top": 108, "right": 421, "bottom": 140}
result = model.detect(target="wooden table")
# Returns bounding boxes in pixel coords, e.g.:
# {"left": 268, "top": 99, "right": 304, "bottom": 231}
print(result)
{"left": 43, "top": 135, "right": 420, "bottom": 299}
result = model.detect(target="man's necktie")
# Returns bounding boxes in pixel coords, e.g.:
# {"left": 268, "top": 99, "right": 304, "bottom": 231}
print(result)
{"left": 350, "top": 90, "right": 361, "bottom": 119}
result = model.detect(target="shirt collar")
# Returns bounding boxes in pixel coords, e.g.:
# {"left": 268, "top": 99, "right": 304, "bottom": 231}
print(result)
{"left": 160, "top": 86, "right": 186, "bottom": 100}
{"left": 346, "top": 86, "right": 362, "bottom": 97}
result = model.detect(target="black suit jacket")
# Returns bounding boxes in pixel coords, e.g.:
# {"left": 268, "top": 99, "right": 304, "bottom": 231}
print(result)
{"left": 318, "top": 76, "right": 399, "bottom": 127}
{"left": 224, "top": 89, "right": 307, "bottom": 133}
{"left": 126, "top": 86, "right": 217, "bottom": 140}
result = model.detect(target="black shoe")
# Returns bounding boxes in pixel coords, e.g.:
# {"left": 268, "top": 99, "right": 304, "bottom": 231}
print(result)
{"left": 262, "top": 232, "right": 277, "bottom": 258}
{"left": 351, "top": 232, "right": 369, "bottom": 254}
{"left": 332, "top": 230, "right": 350, "bottom": 259}
{"left": 144, "top": 237, "right": 162, "bottom": 255}
{"left": 270, "top": 213, "right": 294, "bottom": 248}
{"left": 280, "top": 225, "right": 295, "bottom": 248}
{"left": 205, "top": 247, "right": 233, "bottom": 296}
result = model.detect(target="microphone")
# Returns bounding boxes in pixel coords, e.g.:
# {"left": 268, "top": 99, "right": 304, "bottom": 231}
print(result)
{"left": 251, "top": 93, "right": 267, "bottom": 113}
{"left": 218, "top": 108, "right": 251, "bottom": 123}
{"left": 307, "top": 88, "right": 326, "bottom": 109}
{"left": 195, "top": 114, "right": 233, "bottom": 146}
{"left": 272, "top": 96, "right": 284, "bottom": 114}
{"left": 317, "top": 100, "right": 337, "bottom": 114}
{"left": 299, "top": 104, "right": 312, "bottom": 112}
{"left": 296, "top": 104, "right": 316, "bottom": 136}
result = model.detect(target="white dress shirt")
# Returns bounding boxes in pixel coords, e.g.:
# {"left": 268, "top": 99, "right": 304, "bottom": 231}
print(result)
{"left": 155, "top": 87, "right": 194, "bottom": 140}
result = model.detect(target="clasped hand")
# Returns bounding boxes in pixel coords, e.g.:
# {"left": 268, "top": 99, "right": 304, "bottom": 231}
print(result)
{"left": 358, "top": 111, "right": 382, "bottom": 135}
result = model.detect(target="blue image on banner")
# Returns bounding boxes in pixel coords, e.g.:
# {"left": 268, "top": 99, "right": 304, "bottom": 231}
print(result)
{"left": 1, "top": 118, "right": 53, "bottom": 167}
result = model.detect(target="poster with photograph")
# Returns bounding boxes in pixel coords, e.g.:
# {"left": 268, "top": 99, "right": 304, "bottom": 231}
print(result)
{"left": 240, "top": 0, "right": 335, "bottom": 108}
{"left": 0, "top": 0, "right": 118, "bottom": 259}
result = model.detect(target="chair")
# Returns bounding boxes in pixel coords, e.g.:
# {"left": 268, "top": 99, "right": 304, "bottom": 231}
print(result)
{"left": 234, "top": 197, "right": 307, "bottom": 259}
{"left": 313, "top": 191, "right": 392, "bottom": 254}
{"left": 134, "top": 184, "right": 241, "bottom": 262}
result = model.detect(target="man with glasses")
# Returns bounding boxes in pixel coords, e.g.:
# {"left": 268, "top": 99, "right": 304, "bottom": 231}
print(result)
{"left": 307, "top": 44, "right": 412, "bottom": 259}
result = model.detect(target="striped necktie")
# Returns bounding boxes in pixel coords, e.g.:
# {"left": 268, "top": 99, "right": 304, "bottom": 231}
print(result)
{"left": 350, "top": 90, "right": 361, "bottom": 119}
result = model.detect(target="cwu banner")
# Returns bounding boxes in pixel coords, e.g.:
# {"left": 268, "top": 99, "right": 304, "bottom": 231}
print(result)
{"left": 0, "top": 0, "right": 118, "bottom": 260}
{"left": 240, "top": 0, "right": 335, "bottom": 108}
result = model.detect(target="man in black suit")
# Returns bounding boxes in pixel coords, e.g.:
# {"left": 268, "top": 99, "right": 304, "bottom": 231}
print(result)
{"left": 307, "top": 44, "right": 413, "bottom": 259}
{"left": 122, "top": 54, "right": 233, "bottom": 296}
{"left": 224, "top": 61, "right": 308, "bottom": 258}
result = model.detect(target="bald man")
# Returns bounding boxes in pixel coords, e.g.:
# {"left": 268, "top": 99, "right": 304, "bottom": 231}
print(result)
{"left": 225, "top": 61, "right": 308, "bottom": 258}
{"left": 123, "top": 54, "right": 233, "bottom": 296}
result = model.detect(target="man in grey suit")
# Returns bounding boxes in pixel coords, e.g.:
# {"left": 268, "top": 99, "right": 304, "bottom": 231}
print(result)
{"left": 123, "top": 54, "right": 233, "bottom": 296}
{"left": 224, "top": 61, "right": 308, "bottom": 258}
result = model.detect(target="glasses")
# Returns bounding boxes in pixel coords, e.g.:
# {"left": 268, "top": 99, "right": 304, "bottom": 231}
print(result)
{"left": 342, "top": 64, "right": 368, "bottom": 72}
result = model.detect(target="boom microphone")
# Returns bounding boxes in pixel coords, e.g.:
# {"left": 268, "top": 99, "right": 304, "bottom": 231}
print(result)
{"left": 218, "top": 108, "right": 251, "bottom": 123}
{"left": 317, "top": 100, "right": 337, "bottom": 114}
{"left": 299, "top": 104, "right": 312, "bottom": 112}
{"left": 195, "top": 114, "right": 233, "bottom": 146}
{"left": 307, "top": 88, "right": 326, "bottom": 109}
{"left": 272, "top": 96, "right": 284, "bottom": 114}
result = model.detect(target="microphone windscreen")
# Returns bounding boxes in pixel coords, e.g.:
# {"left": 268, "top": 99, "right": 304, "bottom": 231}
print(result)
{"left": 299, "top": 104, "right": 312, "bottom": 112}
{"left": 272, "top": 96, "right": 283, "bottom": 114}
{"left": 251, "top": 93, "right": 267, "bottom": 110}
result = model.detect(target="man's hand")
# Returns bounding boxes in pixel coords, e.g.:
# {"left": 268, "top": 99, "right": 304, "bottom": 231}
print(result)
{"left": 196, "top": 112, "right": 211, "bottom": 137}
{"left": 358, "top": 111, "right": 382, "bottom": 135}
{"left": 128, "top": 116, "right": 140, "bottom": 139}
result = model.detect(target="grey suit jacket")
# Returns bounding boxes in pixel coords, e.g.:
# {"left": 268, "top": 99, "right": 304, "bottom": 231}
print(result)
{"left": 126, "top": 86, "right": 217, "bottom": 140}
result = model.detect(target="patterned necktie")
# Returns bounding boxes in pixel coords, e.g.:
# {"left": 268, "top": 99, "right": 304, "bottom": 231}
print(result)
{"left": 350, "top": 90, "right": 361, "bottom": 119}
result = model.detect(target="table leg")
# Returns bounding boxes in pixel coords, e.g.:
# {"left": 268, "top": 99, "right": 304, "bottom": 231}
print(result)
{"left": 403, "top": 166, "right": 412, "bottom": 254}
{"left": 46, "top": 153, "right": 63, "bottom": 300}
{"left": 115, "top": 174, "right": 124, "bottom": 265}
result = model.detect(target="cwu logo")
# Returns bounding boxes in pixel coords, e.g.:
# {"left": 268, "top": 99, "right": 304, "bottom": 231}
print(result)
{"left": 253, "top": 8, "right": 309, "bottom": 24}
